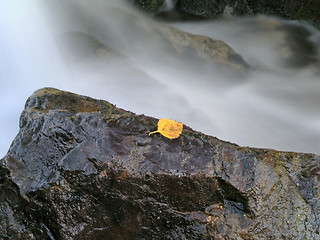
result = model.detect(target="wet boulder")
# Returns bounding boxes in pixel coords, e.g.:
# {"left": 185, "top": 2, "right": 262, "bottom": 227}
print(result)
{"left": 1, "top": 88, "right": 320, "bottom": 239}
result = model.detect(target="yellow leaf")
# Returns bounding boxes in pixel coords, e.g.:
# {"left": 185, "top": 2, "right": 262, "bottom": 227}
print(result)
{"left": 149, "top": 118, "right": 183, "bottom": 139}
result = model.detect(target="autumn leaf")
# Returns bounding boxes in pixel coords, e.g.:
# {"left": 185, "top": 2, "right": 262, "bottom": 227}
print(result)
{"left": 149, "top": 118, "right": 183, "bottom": 139}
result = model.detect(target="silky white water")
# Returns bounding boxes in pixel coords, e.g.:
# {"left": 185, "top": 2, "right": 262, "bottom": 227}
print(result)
{"left": 1, "top": 0, "right": 320, "bottom": 158}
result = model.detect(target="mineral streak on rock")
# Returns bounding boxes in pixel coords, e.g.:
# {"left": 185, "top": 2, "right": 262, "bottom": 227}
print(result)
{"left": 1, "top": 88, "right": 319, "bottom": 239}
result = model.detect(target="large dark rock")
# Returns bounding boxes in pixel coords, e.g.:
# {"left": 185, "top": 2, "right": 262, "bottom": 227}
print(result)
{"left": 128, "top": 0, "right": 165, "bottom": 15}
{"left": 231, "top": 0, "right": 320, "bottom": 29}
{"left": 131, "top": 0, "right": 320, "bottom": 29}
{"left": 1, "top": 88, "right": 320, "bottom": 239}
{"left": 176, "top": 0, "right": 227, "bottom": 19}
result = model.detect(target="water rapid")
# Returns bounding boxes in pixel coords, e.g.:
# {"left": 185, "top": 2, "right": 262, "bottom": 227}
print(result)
{"left": 1, "top": 0, "right": 320, "bottom": 157}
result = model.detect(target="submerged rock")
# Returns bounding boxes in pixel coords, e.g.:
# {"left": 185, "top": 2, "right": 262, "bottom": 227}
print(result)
{"left": 158, "top": 25, "right": 248, "bottom": 74}
{"left": 57, "top": 31, "right": 130, "bottom": 66}
{"left": 228, "top": 16, "right": 319, "bottom": 68}
{"left": 58, "top": 28, "right": 248, "bottom": 77}
{"left": 1, "top": 88, "right": 319, "bottom": 239}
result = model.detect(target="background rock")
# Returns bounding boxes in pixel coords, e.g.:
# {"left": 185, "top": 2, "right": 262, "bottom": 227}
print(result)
{"left": 128, "top": 0, "right": 164, "bottom": 15}
{"left": 1, "top": 88, "right": 319, "bottom": 239}
{"left": 176, "top": 0, "right": 227, "bottom": 19}
{"left": 129, "top": 0, "right": 320, "bottom": 29}
{"left": 229, "top": 0, "right": 320, "bottom": 29}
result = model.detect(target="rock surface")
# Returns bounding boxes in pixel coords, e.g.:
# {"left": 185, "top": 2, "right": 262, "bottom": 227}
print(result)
{"left": 1, "top": 88, "right": 320, "bottom": 239}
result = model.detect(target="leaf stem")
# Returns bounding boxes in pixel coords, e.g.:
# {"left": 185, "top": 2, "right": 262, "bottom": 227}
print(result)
{"left": 149, "top": 130, "right": 159, "bottom": 136}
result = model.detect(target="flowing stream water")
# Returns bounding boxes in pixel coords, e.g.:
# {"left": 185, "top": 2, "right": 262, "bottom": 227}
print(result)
{"left": 1, "top": 0, "right": 320, "bottom": 158}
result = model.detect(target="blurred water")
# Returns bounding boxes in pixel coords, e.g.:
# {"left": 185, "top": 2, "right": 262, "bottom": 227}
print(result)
{"left": 1, "top": 0, "right": 320, "bottom": 158}
{"left": 0, "top": 0, "right": 70, "bottom": 157}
